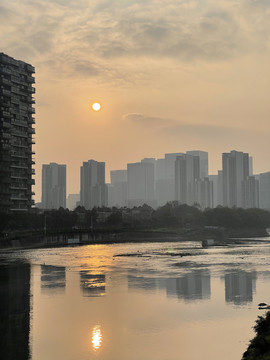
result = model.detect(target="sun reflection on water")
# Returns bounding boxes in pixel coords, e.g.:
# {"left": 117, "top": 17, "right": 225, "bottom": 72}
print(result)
{"left": 91, "top": 325, "right": 102, "bottom": 351}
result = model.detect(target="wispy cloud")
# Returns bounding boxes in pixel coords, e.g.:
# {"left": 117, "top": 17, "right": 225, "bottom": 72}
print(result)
{"left": 123, "top": 112, "right": 265, "bottom": 140}
{"left": 1, "top": 0, "right": 270, "bottom": 83}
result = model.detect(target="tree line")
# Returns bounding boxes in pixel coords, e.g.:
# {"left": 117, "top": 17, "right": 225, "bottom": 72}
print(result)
{"left": 1, "top": 203, "right": 270, "bottom": 235}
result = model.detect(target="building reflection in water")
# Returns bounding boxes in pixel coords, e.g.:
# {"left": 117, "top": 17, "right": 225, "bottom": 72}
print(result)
{"left": 165, "top": 270, "right": 211, "bottom": 301}
{"left": 91, "top": 325, "right": 103, "bottom": 351}
{"left": 41, "top": 265, "right": 66, "bottom": 292}
{"left": 128, "top": 269, "right": 211, "bottom": 301}
{"left": 0, "top": 262, "right": 30, "bottom": 360}
{"left": 223, "top": 270, "right": 257, "bottom": 305}
{"left": 80, "top": 271, "right": 106, "bottom": 297}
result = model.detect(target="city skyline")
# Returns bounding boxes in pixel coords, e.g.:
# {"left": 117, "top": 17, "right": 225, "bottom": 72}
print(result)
{"left": 1, "top": 1, "right": 270, "bottom": 202}
{"left": 39, "top": 147, "right": 267, "bottom": 204}
{"left": 40, "top": 149, "right": 270, "bottom": 211}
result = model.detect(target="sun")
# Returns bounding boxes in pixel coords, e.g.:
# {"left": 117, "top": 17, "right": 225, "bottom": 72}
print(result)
{"left": 92, "top": 102, "right": 101, "bottom": 111}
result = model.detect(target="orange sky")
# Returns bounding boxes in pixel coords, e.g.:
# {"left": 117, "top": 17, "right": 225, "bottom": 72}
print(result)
{"left": 1, "top": 0, "right": 270, "bottom": 201}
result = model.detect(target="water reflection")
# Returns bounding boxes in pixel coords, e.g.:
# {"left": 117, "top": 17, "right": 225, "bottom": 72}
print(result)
{"left": 80, "top": 271, "right": 106, "bottom": 297}
{"left": 41, "top": 265, "right": 66, "bottom": 293}
{"left": 166, "top": 270, "right": 211, "bottom": 301}
{"left": 0, "top": 263, "right": 30, "bottom": 360}
{"left": 128, "top": 269, "right": 211, "bottom": 302}
{"left": 91, "top": 325, "right": 103, "bottom": 351}
{"left": 223, "top": 270, "right": 257, "bottom": 305}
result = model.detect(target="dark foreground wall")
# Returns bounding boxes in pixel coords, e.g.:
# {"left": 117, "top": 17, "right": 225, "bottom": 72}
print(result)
{"left": 0, "top": 263, "right": 30, "bottom": 360}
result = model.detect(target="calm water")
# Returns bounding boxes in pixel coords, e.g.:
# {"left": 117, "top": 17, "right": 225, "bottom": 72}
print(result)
{"left": 1, "top": 239, "right": 270, "bottom": 360}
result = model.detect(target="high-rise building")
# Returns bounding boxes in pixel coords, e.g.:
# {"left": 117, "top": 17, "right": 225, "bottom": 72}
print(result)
{"left": 108, "top": 169, "right": 127, "bottom": 208}
{"left": 155, "top": 158, "right": 169, "bottom": 207}
{"left": 42, "top": 163, "right": 66, "bottom": 209}
{"left": 194, "top": 177, "right": 213, "bottom": 209}
{"left": 111, "top": 170, "right": 127, "bottom": 184}
{"left": 66, "top": 193, "right": 80, "bottom": 210}
{"left": 243, "top": 176, "right": 259, "bottom": 209}
{"left": 0, "top": 53, "right": 35, "bottom": 211}
{"left": 154, "top": 153, "right": 183, "bottom": 206}
{"left": 259, "top": 172, "right": 270, "bottom": 210}
{"left": 80, "top": 160, "right": 107, "bottom": 209}
{"left": 127, "top": 161, "right": 156, "bottom": 208}
{"left": 209, "top": 171, "right": 223, "bottom": 208}
{"left": 175, "top": 154, "right": 200, "bottom": 205}
{"left": 222, "top": 150, "right": 249, "bottom": 208}
{"left": 186, "top": 150, "right": 208, "bottom": 179}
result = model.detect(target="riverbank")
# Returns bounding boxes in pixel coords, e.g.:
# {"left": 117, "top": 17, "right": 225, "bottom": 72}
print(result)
{"left": 0, "top": 226, "right": 269, "bottom": 251}
{"left": 242, "top": 311, "right": 270, "bottom": 360}
{"left": 0, "top": 229, "right": 183, "bottom": 251}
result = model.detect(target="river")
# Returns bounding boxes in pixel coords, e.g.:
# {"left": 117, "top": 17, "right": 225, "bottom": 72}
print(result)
{"left": 1, "top": 238, "right": 270, "bottom": 360}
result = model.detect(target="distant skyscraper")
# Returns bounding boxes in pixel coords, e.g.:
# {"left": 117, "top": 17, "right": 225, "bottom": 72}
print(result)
{"left": 155, "top": 158, "right": 169, "bottom": 207}
{"left": 66, "top": 193, "right": 80, "bottom": 210}
{"left": 194, "top": 177, "right": 213, "bottom": 209}
{"left": 259, "top": 172, "right": 270, "bottom": 210}
{"left": 243, "top": 176, "right": 259, "bottom": 209}
{"left": 222, "top": 150, "right": 249, "bottom": 208}
{"left": 110, "top": 170, "right": 127, "bottom": 184}
{"left": 175, "top": 154, "right": 200, "bottom": 205}
{"left": 108, "top": 169, "right": 127, "bottom": 208}
{"left": 42, "top": 163, "right": 66, "bottom": 209}
{"left": 127, "top": 161, "right": 156, "bottom": 208}
{"left": 0, "top": 53, "right": 35, "bottom": 211}
{"left": 249, "top": 156, "right": 253, "bottom": 176}
{"left": 209, "top": 171, "right": 223, "bottom": 207}
{"left": 80, "top": 160, "right": 107, "bottom": 209}
{"left": 186, "top": 150, "right": 208, "bottom": 179}
{"left": 155, "top": 153, "right": 184, "bottom": 205}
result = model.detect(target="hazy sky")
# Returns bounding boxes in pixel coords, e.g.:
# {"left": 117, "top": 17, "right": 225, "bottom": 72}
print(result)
{"left": 1, "top": 0, "right": 270, "bottom": 201}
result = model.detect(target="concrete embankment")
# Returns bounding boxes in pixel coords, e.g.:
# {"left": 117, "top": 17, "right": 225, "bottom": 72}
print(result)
{"left": 0, "top": 227, "right": 268, "bottom": 251}
{"left": 0, "top": 230, "right": 183, "bottom": 251}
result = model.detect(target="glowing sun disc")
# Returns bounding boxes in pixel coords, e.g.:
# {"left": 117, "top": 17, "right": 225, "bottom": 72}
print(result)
{"left": 92, "top": 102, "right": 101, "bottom": 111}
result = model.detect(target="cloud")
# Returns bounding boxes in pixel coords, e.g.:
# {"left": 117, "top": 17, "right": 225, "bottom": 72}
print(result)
{"left": 69, "top": 59, "right": 100, "bottom": 77}
{"left": 0, "top": 4, "right": 13, "bottom": 19}
{"left": 1, "top": 0, "right": 270, "bottom": 83}
{"left": 123, "top": 112, "right": 265, "bottom": 140}
{"left": 123, "top": 113, "right": 172, "bottom": 125}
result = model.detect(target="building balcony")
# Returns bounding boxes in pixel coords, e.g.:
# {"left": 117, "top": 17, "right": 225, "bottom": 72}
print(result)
{"left": 10, "top": 164, "right": 28, "bottom": 169}
{"left": 2, "top": 89, "right": 11, "bottom": 96}
{"left": 27, "top": 75, "right": 35, "bottom": 83}
{"left": 1, "top": 68, "right": 12, "bottom": 75}
{"left": 12, "top": 143, "right": 28, "bottom": 149}
{"left": 10, "top": 151, "right": 28, "bottom": 159}
{"left": 2, "top": 143, "right": 11, "bottom": 150}
{"left": 2, "top": 111, "right": 11, "bottom": 118}
{"left": 1, "top": 77, "right": 10, "bottom": 85}
{"left": 1, "top": 132, "right": 11, "bottom": 139}
{"left": 10, "top": 175, "right": 28, "bottom": 180}
{"left": 26, "top": 64, "right": 35, "bottom": 73}
{"left": 2, "top": 121, "right": 11, "bottom": 128}
{"left": 10, "top": 97, "right": 20, "bottom": 105}
{"left": 10, "top": 186, "right": 28, "bottom": 190}
{"left": 11, "top": 119, "right": 28, "bottom": 128}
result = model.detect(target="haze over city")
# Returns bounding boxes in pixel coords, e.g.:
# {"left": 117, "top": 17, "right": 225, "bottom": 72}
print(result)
{"left": 1, "top": 0, "right": 270, "bottom": 202}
